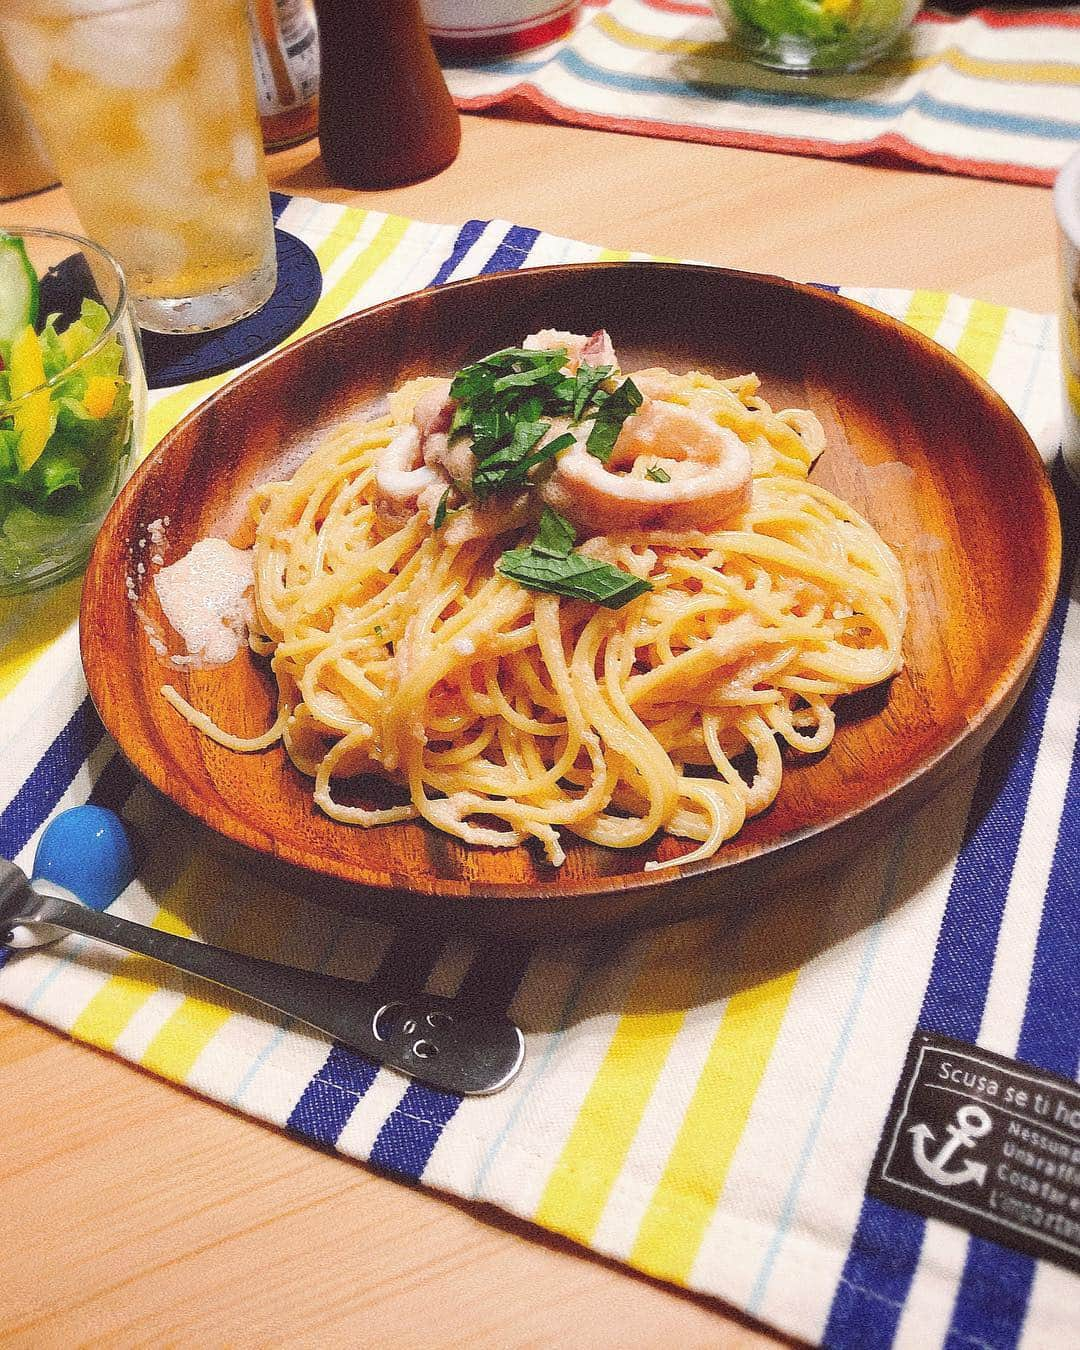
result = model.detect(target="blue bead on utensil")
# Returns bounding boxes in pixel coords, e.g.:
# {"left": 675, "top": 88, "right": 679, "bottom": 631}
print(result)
{"left": 32, "top": 806, "right": 136, "bottom": 912}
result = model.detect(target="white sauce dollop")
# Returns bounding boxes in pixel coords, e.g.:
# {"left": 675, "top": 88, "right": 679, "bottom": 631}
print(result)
{"left": 154, "top": 538, "right": 255, "bottom": 667}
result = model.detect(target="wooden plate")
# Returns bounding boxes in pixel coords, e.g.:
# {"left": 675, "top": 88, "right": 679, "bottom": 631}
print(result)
{"left": 81, "top": 264, "right": 1061, "bottom": 934}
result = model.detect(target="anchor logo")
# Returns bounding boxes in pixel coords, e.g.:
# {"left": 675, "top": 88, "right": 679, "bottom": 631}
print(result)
{"left": 908, "top": 1103, "right": 992, "bottom": 1188}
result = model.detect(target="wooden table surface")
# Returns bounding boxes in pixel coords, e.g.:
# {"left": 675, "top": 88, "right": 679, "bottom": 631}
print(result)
{"left": 0, "top": 114, "right": 1059, "bottom": 1349}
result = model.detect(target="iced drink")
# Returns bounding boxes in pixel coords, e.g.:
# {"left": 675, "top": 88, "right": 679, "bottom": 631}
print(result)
{"left": 0, "top": 0, "right": 277, "bottom": 333}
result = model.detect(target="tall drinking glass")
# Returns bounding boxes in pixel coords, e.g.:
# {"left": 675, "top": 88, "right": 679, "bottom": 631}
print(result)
{"left": 0, "top": 0, "right": 277, "bottom": 334}
{"left": 0, "top": 45, "right": 57, "bottom": 201}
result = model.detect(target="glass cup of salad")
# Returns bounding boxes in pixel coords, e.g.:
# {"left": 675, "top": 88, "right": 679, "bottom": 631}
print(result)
{"left": 713, "top": 0, "right": 922, "bottom": 74}
{"left": 0, "top": 226, "right": 145, "bottom": 594}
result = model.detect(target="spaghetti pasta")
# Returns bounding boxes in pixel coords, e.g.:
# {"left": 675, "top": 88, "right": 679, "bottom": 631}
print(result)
{"left": 161, "top": 335, "right": 906, "bottom": 870}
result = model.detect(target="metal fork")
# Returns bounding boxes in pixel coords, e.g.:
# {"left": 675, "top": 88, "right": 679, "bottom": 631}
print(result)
{"left": 0, "top": 855, "right": 524, "bottom": 1096}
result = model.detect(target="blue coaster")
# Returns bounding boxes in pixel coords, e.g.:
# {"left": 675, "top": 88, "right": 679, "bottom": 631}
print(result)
{"left": 141, "top": 227, "right": 322, "bottom": 390}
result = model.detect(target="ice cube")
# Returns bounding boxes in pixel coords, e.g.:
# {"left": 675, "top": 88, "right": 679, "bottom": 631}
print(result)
{"left": 60, "top": 3, "right": 191, "bottom": 91}
{"left": 230, "top": 132, "right": 259, "bottom": 182}
{"left": 134, "top": 95, "right": 197, "bottom": 187}
{"left": 68, "top": 162, "right": 135, "bottom": 215}
{"left": 82, "top": 157, "right": 208, "bottom": 230}
{"left": 0, "top": 18, "right": 54, "bottom": 87}
{"left": 105, "top": 222, "right": 188, "bottom": 281}
{"left": 196, "top": 43, "right": 244, "bottom": 116}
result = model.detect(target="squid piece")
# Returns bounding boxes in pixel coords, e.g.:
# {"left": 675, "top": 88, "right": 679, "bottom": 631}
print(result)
{"left": 373, "top": 424, "right": 443, "bottom": 523}
{"left": 413, "top": 377, "right": 476, "bottom": 502}
{"left": 523, "top": 328, "right": 618, "bottom": 374}
{"left": 541, "top": 397, "right": 752, "bottom": 533}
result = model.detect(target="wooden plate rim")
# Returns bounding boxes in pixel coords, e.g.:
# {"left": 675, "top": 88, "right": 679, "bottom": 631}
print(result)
{"left": 81, "top": 261, "right": 1063, "bottom": 906}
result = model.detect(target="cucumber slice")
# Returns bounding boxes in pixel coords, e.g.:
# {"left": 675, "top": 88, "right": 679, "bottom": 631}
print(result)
{"left": 0, "top": 232, "right": 40, "bottom": 346}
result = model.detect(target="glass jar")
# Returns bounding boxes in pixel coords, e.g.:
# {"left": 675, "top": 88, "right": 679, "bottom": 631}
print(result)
{"left": 713, "top": 0, "right": 922, "bottom": 74}
{"left": 0, "top": 227, "right": 146, "bottom": 594}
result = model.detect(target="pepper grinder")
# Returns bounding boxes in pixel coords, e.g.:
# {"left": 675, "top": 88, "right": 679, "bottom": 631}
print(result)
{"left": 313, "top": 0, "right": 461, "bottom": 188}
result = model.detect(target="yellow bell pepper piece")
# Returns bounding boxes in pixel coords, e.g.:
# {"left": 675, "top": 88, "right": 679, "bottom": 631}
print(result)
{"left": 83, "top": 374, "right": 118, "bottom": 419}
{"left": 8, "top": 324, "right": 45, "bottom": 397}
{"left": 8, "top": 325, "right": 54, "bottom": 471}
{"left": 821, "top": 0, "right": 855, "bottom": 13}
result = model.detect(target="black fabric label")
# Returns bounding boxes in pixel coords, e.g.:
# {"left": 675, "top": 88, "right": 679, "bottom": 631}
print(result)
{"left": 868, "top": 1029, "right": 1080, "bottom": 1275}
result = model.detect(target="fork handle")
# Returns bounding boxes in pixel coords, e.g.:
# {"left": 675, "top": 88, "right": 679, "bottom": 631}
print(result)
{"left": 31, "top": 891, "right": 524, "bottom": 1096}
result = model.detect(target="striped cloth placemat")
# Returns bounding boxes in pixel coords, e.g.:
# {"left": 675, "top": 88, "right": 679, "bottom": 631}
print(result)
{"left": 2, "top": 193, "right": 1078, "bottom": 1348}
{"left": 444, "top": 0, "right": 1080, "bottom": 186}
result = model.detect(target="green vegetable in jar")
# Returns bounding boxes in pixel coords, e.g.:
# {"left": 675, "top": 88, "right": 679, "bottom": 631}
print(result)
{"left": 0, "top": 296, "right": 133, "bottom": 578}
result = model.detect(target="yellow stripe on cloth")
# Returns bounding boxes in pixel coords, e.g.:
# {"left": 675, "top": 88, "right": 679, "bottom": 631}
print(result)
{"left": 591, "top": 12, "right": 765, "bottom": 60}
{"left": 144, "top": 376, "right": 232, "bottom": 462}
{"left": 68, "top": 906, "right": 197, "bottom": 1051}
{"left": 140, "top": 991, "right": 232, "bottom": 1082}
{"left": 902, "top": 289, "right": 950, "bottom": 340}
{"left": 293, "top": 211, "right": 411, "bottom": 343}
{"left": 1064, "top": 360, "right": 1080, "bottom": 422}
{"left": 901, "top": 292, "right": 1007, "bottom": 380}
{"left": 629, "top": 966, "right": 800, "bottom": 1286}
{"left": 139, "top": 877, "right": 295, "bottom": 1082}
{"left": 535, "top": 923, "right": 711, "bottom": 1244}
{"left": 1064, "top": 307, "right": 1080, "bottom": 370}
{"left": 0, "top": 576, "right": 81, "bottom": 701}
{"left": 954, "top": 299, "right": 1009, "bottom": 378}
{"left": 878, "top": 47, "right": 1080, "bottom": 89}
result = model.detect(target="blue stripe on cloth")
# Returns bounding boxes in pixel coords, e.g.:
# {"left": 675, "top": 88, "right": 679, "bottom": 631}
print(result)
{"left": 833, "top": 1203, "right": 929, "bottom": 1341}
{"left": 823, "top": 507, "right": 1079, "bottom": 1349}
{"left": 286, "top": 1043, "right": 381, "bottom": 1145}
{"left": 0, "top": 718, "right": 123, "bottom": 972}
{"left": 455, "top": 55, "right": 550, "bottom": 80}
{"left": 368, "top": 1079, "right": 462, "bottom": 1176}
{"left": 367, "top": 941, "right": 533, "bottom": 1180}
{"left": 552, "top": 50, "right": 1080, "bottom": 145}
{"left": 1016, "top": 654, "right": 1080, "bottom": 1080}
{"left": 945, "top": 549, "right": 1080, "bottom": 1350}
{"left": 0, "top": 696, "right": 104, "bottom": 859}
{"left": 479, "top": 225, "right": 542, "bottom": 275}
{"left": 430, "top": 219, "right": 489, "bottom": 286}
{"left": 270, "top": 192, "right": 290, "bottom": 222}
{"left": 285, "top": 928, "right": 446, "bottom": 1146}
{"left": 946, "top": 1242, "right": 1036, "bottom": 1350}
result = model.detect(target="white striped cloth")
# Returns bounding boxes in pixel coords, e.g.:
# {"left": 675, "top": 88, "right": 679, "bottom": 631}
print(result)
{"left": 444, "top": 0, "right": 1080, "bottom": 185}
{"left": 1, "top": 194, "right": 1077, "bottom": 1348}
